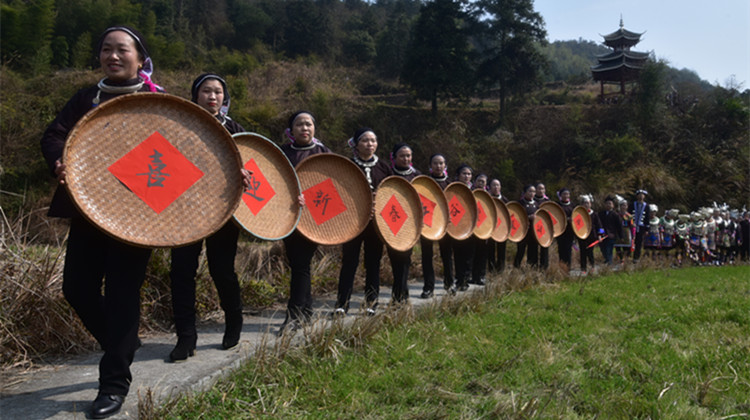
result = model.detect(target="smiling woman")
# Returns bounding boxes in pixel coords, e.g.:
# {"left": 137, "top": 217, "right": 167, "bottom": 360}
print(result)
{"left": 39, "top": 25, "right": 164, "bottom": 419}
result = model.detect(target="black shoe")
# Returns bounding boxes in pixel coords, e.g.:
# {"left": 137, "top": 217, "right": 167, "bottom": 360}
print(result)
{"left": 458, "top": 283, "right": 469, "bottom": 291}
{"left": 448, "top": 284, "right": 457, "bottom": 296}
{"left": 420, "top": 290, "right": 433, "bottom": 299}
{"left": 91, "top": 392, "right": 124, "bottom": 419}
{"left": 169, "top": 335, "right": 196, "bottom": 362}
{"left": 277, "top": 319, "right": 300, "bottom": 337}
{"left": 472, "top": 278, "right": 486, "bottom": 286}
{"left": 222, "top": 310, "right": 243, "bottom": 350}
{"left": 328, "top": 308, "right": 346, "bottom": 320}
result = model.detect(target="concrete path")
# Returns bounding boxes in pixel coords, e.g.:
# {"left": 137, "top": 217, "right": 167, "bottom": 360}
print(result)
{"left": 1, "top": 280, "right": 462, "bottom": 419}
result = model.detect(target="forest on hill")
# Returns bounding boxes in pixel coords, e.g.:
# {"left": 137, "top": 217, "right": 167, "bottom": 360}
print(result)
{"left": 1, "top": 0, "right": 748, "bottom": 230}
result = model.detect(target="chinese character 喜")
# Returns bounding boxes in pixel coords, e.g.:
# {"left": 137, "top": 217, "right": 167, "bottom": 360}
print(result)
{"left": 137, "top": 149, "right": 170, "bottom": 187}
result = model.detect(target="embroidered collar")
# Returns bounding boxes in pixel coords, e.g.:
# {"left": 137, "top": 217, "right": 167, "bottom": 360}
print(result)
{"left": 393, "top": 165, "right": 414, "bottom": 176}
{"left": 290, "top": 141, "right": 316, "bottom": 151}
{"left": 353, "top": 154, "right": 378, "bottom": 167}
{"left": 93, "top": 78, "right": 144, "bottom": 105}
{"left": 431, "top": 174, "right": 448, "bottom": 183}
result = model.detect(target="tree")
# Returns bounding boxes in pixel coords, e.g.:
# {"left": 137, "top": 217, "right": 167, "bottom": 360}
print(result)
{"left": 401, "top": 0, "right": 474, "bottom": 114}
{"left": 473, "top": 0, "right": 547, "bottom": 116}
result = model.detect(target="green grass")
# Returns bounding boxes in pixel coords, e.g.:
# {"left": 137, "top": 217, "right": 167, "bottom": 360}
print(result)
{"left": 162, "top": 266, "right": 750, "bottom": 419}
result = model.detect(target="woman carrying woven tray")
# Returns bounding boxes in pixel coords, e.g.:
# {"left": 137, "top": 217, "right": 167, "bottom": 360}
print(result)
{"left": 420, "top": 154, "right": 454, "bottom": 298}
{"left": 452, "top": 164, "right": 475, "bottom": 291}
{"left": 487, "top": 178, "right": 509, "bottom": 273}
{"left": 513, "top": 184, "right": 540, "bottom": 269}
{"left": 332, "top": 128, "right": 393, "bottom": 317}
{"left": 577, "top": 194, "right": 602, "bottom": 275}
{"left": 555, "top": 188, "right": 576, "bottom": 271}
{"left": 278, "top": 111, "right": 331, "bottom": 335}
{"left": 40, "top": 26, "right": 163, "bottom": 419}
{"left": 168, "top": 73, "right": 246, "bottom": 362}
{"left": 387, "top": 143, "right": 421, "bottom": 304}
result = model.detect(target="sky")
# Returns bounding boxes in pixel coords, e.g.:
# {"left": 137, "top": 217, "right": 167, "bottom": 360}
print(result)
{"left": 533, "top": 0, "right": 750, "bottom": 87}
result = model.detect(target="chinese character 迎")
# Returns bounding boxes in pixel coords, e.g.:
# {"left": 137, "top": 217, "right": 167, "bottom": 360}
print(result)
{"left": 243, "top": 176, "right": 264, "bottom": 201}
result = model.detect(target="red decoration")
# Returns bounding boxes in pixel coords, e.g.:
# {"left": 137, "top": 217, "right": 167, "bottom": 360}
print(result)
{"left": 419, "top": 193, "right": 437, "bottom": 228}
{"left": 108, "top": 131, "right": 203, "bottom": 214}
{"left": 476, "top": 201, "right": 487, "bottom": 227}
{"left": 241, "top": 158, "right": 276, "bottom": 215}
{"left": 380, "top": 194, "right": 408, "bottom": 236}
{"left": 303, "top": 178, "right": 347, "bottom": 225}
{"left": 535, "top": 219, "right": 546, "bottom": 238}
{"left": 574, "top": 213, "right": 584, "bottom": 232}
{"left": 496, "top": 213, "right": 503, "bottom": 230}
{"left": 448, "top": 195, "right": 465, "bottom": 227}
{"left": 510, "top": 214, "right": 520, "bottom": 237}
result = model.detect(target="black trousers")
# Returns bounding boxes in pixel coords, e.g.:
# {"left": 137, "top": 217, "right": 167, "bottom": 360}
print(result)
{"left": 578, "top": 236, "right": 595, "bottom": 271}
{"left": 514, "top": 234, "right": 539, "bottom": 268}
{"left": 472, "top": 236, "right": 488, "bottom": 282}
{"left": 488, "top": 240, "right": 507, "bottom": 272}
{"left": 282, "top": 231, "right": 317, "bottom": 321}
{"left": 62, "top": 217, "right": 151, "bottom": 396}
{"left": 557, "top": 232, "right": 574, "bottom": 267}
{"left": 452, "top": 237, "right": 473, "bottom": 287}
{"left": 633, "top": 228, "right": 646, "bottom": 260}
{"left": 336, "top": 222, "right": 383, "bottom": 311}
{"left": 421, "top": 236, "right": 454, "bottom": 292}
{"left": 170, "top": 221, "right": 242, "bottom": 338}
{"left": 387, "top": 247, "right": 411, "bottom": 303}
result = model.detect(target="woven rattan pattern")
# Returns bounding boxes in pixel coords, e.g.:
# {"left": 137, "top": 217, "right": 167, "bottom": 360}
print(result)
{"left": 491, "top": 198, "right": 510, "bottom": 242}
{"left": 233, "top": 133, "right": 300, "bottom": 240}
{"left": 374, "top": 176, "right": 423, "bottom": 251}
{"left": 505, "top": 201, "right": 529, "bottom": 243}
{"left": 539, "top": 201, "right": 567, "bottom": 238}
{"left": 411, "top": 175, "right": 448, "bottom": 241}
{"left": 533, "top": 208, "right": 554, "bottom": 248}
{"left": 63, "top": 93, "right": 243, "bottom": 247}
{"left": 472, "top": 189, "right": 497, "bottom": 240}
{"left": 295, "top": 154, "right": 372, "bottom": 245}
{"left": 444, "top": 182, "right": 477, "bottom": 241}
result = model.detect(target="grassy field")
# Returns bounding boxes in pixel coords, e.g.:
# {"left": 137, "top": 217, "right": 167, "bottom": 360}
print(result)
{"left": 160, "top": 265, "right": 750, "bottom": 419}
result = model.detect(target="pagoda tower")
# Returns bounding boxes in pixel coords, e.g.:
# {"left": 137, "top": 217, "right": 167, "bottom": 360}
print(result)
{"left": 591, "top": 17, "right": 650, "bottom": 98}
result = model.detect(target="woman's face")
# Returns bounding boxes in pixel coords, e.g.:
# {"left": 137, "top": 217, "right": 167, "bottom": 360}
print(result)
{"left": 458, "top": 168, "right": 472, "bottom": 185}
{"left": 394, "top": 147, "right": 412, "bottom": 168}
{"left": 489, "top": 180, "right": 501, "bottom": 196}
{"left": 196, "top": 79, "right": 224, "bottom": 116}
{"left": 561, "top": 190, "right": 570, "bottom": 202}
{"left": 524, "top": 187, "right": 536, "bottom": 201}
{"left": 474, "top": 176, "right": 487, "bottom": 190}
{"left": 536, "top": 184, "right": 546, "bottom": 197}
{"left": 99, "top": 30, "right": 143, "bottom": 82}
{"left": 430, "top": 155, "right": 446, "bottom": 175}
{"left": 583, "top": 199, "right": 591, "bottom": 210}
{"left": 619, "top": 201, "right": 627, "bottom": 212}
{"left": 291, "top": 114, "right": 315, "bottom": 145}
{"left": 356, "top": 132, "right": 378, "bottom": 159}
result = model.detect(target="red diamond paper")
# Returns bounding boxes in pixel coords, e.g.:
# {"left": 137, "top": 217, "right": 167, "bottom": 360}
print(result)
{"left": 448, "top": 195, "right": 465, "bottom": 226}
{"left": 495, "top": 213, "right": 503, "bottom": 230}
{"left": 108, "top": 131, "right": 203, "bottom": 213}
{"left": 380, "top": 194, "right": 408, "bottom": 236}
{"left": 510, "top": 214, "right": 520, "bottom": 237}
{"left": 573, "top": 213, "right": 584, "bottom": 232}
{"left": 241, "top": 158, "right": 276, "bottom": 215}
{"left": 419, "top": 193, "right": 436, "bottom": 228}
{"left": 476, "top": 201, "right": 487, "bottom": 228}
{"left": 303, "top": 178, "right": 347, "bottom": 225}
{"left": 550, "top": 214, "right": 558, "bottom": 226}
{"left": 535, "top": 219, "right": 546, "bottom": 238}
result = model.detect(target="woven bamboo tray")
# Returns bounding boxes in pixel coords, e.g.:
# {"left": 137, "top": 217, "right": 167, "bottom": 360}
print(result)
{"left": 295, "top": 154, "right": 372, "bottom": 245}
{"left": 410, "top": 175, "right": 449, "bottom": 241}
{"left": 533, "top": 208, "right": 554, "bottom": 248}
{"left": 571, "top": 205, "right": 592, "bottom": 240}
{"left": 374, "top": 176, "right": 423, "bottom": 251}
{"left": 444, "top": 182, "right": 477, "bottom": 241}
{"left": 63, "top": 92, "right": 243, "bottom": 247}
{"left": 472, "top": 189, "right": 497, "bottom": 240}
{"left": 232, "top": 132, "right": 300, "bottom": 240}
{"left": 505, "top": 201, "right": 529, "bottom": 243}
{"left": 491, "top": 198, "right": 510, "bottom": 242}
{"left": 539, "top": 201, "right": 567, "bottom": 238}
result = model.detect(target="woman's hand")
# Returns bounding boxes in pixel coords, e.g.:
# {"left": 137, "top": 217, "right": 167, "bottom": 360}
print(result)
{"left": 298, "top": 194, "right": 305, "bottom": 207}
{"left": 54, "top": 160, "right": 67, "bottom": 185}
{"left": 241, "top": 168, "right": 253, "bottom": 188}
